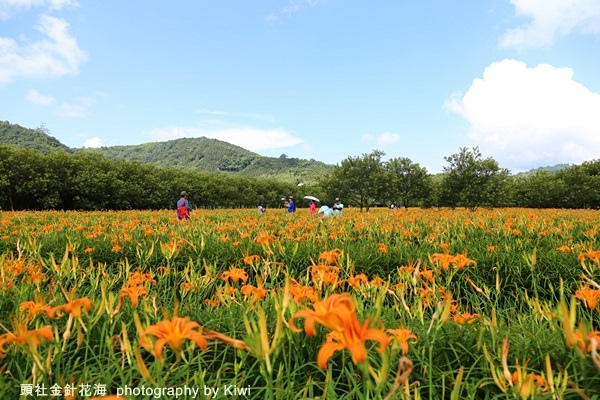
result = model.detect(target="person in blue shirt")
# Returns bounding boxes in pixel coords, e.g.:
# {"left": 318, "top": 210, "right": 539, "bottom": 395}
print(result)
{"left": 176, "top": 191, "right": 192, "bottom": 219}
{"left": 287, "top": 196, "right": 296, "bottom": 213}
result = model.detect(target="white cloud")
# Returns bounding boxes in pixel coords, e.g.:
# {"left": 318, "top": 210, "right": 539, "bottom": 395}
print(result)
{"left": 0, "top": 0, "right": 78, "bottom": 20}
{"left": 149, "top": 126, "right": 304, "bottom": 151}
{"left": 445, "top": 59, "right": 600, "bottom": 171}
{"left": 55, "top": 102, "right": 86, "bottom": 117}
{"left": 83, "top": 137, "right": 103, "bottom": 148}
{"left": 25, "top": 88, "right": 54, "bottom": 105}
{"left": 268, "top": 0, "right": 327, "bottom": 20}
{"left": 500, "top": 0, "right": 600, "bottom": 49}
{"left": 54, "top": 95, "right": 93, "bottom": 117}
{"left": 0, "top": 14, "right": 87, "bottom": 83}
{"left": 361, "top": 131, "right": 400, "bottom": 146}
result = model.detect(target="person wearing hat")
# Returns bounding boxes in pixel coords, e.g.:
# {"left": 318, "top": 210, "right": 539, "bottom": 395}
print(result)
{"left": 287, "top": 196, "right": 296, "bottom": 214}
{"left": 333, "top": 198, "right": 344, "bottom": 215}
{"left": 176, "top": 191, "right": 192, "bottom": 220}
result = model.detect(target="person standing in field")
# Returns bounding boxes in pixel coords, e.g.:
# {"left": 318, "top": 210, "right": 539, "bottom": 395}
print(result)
{"left": 257, "top": 202, "right": 266, "bottom": 214}
{"left": 287, "top": 196, "right": 296, "bottom": 213}
{"left": 177, "top": 191, "right": 192, "bottom": 220}
{"left": 333, "top": 198, "right": 344, "bottom": 215}
{"left": 309, "top": 200, "right": 317, "bottom": 214}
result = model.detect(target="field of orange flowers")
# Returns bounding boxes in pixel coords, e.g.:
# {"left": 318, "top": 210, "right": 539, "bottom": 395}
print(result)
{"left": 0, "top": 207, "right": 599, "bottom": 399}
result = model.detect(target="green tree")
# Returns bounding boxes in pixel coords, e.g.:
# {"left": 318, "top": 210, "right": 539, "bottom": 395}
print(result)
{"left": 322, "top": 150, "right": 387, "bottom": 211}
{"left": 512, "top": 171, "right": 566, "bottom": 208}
{"left": 385, "top": 157, "right": 431, "bottom": 208}
{"left": 440, "top": 147, "right": 509, "bottom": 210}
{"left": 556, "top": 160, "right": 600, "bottom": 208}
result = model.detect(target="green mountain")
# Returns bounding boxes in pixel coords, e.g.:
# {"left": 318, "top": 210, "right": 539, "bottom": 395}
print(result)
{"left": 0, "top": 121, "right": 330, "bottom": 184}
{"left": 514, "top": 164, "right": 571, "bottom": 176}
{"left": 0, "top": 120, "right": 71, "bottom": 153}
{"left": 83, "top": 137, "right": 331, "bottom": 184}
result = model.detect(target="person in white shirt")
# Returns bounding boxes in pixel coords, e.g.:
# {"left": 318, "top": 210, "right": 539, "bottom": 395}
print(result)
{"left": 332, "top": 198, "right": 344, "bottom": 215}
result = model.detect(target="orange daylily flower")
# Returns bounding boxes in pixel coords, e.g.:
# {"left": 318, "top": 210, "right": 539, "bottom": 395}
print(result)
{"left": 221, "top": 268, "right": 249, "bottom": 284}
{"left": 318, "top": 249, "right": 342, "bottom": 265}
{"left": 310, "top": 265, "right": 339, "bottom": 284}
{"left": 556, "top": 245, "right": 572, "bottom": 253}
{"left": 0, "top": 322, "right": 53, "bottom": 358}
{"left": 398, "top": 266, "right": 416, "bottom": 275}
{"left": 127, "top": 271, "right": 157, "bottom": 286}
{"left": 240, "top": 285, "right": 270, "bottom": 302}
{"left": 19, "top": 292, "right": 53, "bottom": 321}
{"left": 345, "top": 273, "right": 368, "bottom": 288}
{"left": 369, "top": 276, "right": 385, "bottom": 288}
{"left": 578, "top": 250, "right": 600, "bottom": 266}
{"left": 288, "top": 280, "right": 318, "bottom": 303}
{"left": 316, "top": 316, "right": 390, "bottom": 369}
{"left": 50, "top": 296, "right": 93, "bottom": 319}
{"left": 419, "top": 268, "right": 434, "bottom": 283}
{"left": 321, "top": 272, "right": 340, "bottom": 287}
{"left": 120, "top": 285, "right": 148, "bottom": 307}
{"left": 255, "top": 234, "right": 275, "bottom": 245}
{"left": 574, "top": 329, "right": 600, "bottom": 353}
{"left": 387, "top": 328, "right": 417, "bottom": 355}
{"left": 289, "top": 293, "right": 356, "bottom": 336}
{"left": 452, "top": 254, "right": 476, "bottom": 269}
{"left": 378, "top": 243, "right": 387, "bottom": 253}
{"left": 510, "top": 359, "right": 548, "bottom": 398}
{"left": 431, "top": 253, "right": 454, "bottom": 270}
{"left": 243, "top": 254, "right": 261, "bottom": 266}
{"left": 141, "top": 316, "right": 208, "bottom": 360}
{"left": 453, "top": 312, "right": 480, "bottom": 325}
{"left": 575, "top": 287, "right": 600, "bottom": 309}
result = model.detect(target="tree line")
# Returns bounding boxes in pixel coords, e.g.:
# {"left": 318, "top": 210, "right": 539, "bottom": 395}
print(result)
{"left": 321, "top": 147, "right": 600, "bottom": 210}
{"left": 1, "top": 144, "right": 598, "bottom": 211}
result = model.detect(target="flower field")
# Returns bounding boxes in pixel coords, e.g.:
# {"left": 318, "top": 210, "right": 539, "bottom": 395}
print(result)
{"left": 0, "top": 208, "right": 599, "bottom": 399}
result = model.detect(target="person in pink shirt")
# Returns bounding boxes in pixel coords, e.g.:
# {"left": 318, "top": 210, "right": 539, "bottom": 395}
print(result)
{"left": 309, "top": 200, "right": 317, "bottom": 214}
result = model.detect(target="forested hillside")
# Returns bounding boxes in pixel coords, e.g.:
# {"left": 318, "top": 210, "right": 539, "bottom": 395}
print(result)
{"left": 0, "top": 121, "right": 70, "bottom": 153}
{"left": 85, "top": 138, "right": 332, "bottom": 184}
{"left": 0, "top": 121, "right": 331, "bottom": 184}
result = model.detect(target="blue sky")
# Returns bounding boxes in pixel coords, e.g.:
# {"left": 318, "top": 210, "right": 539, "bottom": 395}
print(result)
{"left": 1, "top": 0, "right": 599, "bottom": 173}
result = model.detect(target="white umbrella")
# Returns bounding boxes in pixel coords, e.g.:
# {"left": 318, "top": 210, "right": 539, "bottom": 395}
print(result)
{"left": 303, "top": 195, "right": 320, "bottom": 202}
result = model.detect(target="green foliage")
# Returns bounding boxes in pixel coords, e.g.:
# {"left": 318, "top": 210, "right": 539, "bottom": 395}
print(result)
{"left": 0, "top": 121, "right": 70, "bottom": 153}
{"left": 321, "top": 150, "right": 388, "bottom": 211}
{"left": 385, "top": 157, "right": 431, "bottom": 208}
{"left": 440, "top": 147, "right": 510, "bottom": 210}
{"left": 0, "top": 145, "right": 312, "bottom": 211}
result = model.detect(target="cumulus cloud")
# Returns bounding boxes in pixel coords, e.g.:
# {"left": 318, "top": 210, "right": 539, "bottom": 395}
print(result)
{"left": 361, "top": 131, "right": 400, "bottom": 146}
{"left": 0, "top": 14, "right": 87, "bottom": 83}
{"left": 0, "top": 0, "right": 78, "bottom": 20}
{"left": 500, "top": 0, "right": 600, "bottom": 49}
{"left": 149, "top": 126, "right": 304, "bottom": 152}
{"left": 83, "top": 137, "right": 103, "bottom": 148}
{"left": 445, "top": 59, "right": 600, "bottom": 171}
{"left": 26, "top": 88, "right": 54, "bottom": 105}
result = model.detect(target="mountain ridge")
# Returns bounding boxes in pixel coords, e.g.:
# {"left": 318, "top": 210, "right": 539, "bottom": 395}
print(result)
{"left": 0, "top": 120, "right": 331, "bottom": 184}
